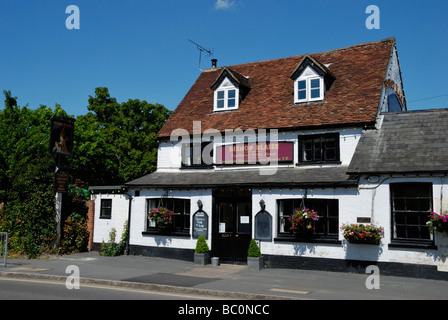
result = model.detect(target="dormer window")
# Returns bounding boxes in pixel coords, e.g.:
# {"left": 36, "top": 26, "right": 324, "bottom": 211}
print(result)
{"left": 295, "top": 75, "right": 324, "bottom": 103}
{"left": 291, "top": 55, "right": 335, "bottom": 104}
{"left": 211, "top": 67, "right": 251, "bottom": 112}
{"left": 214, "top": 79, "right": 239, "bottom": 111}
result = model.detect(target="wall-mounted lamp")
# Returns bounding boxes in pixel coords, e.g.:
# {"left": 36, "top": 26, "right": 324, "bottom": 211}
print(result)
{"left": 259, "top": 199, "right": 266, "bottom": 210}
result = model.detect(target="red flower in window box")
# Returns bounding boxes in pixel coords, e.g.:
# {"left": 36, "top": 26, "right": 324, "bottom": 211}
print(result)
{"left": 341, "top": 223, "right": 383, "bottom": 245}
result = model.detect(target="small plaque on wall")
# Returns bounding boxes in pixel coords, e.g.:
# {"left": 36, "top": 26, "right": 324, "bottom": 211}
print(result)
{"left": 357, "top": 217, "right": 371, "bottom": 223}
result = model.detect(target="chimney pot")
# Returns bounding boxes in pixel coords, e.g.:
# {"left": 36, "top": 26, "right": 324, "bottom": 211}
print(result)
{"left": 211, "top": 59, "right": 218, "bottom": 68}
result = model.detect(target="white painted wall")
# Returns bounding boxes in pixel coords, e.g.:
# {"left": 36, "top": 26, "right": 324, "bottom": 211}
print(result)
{"left": 93, "top": 174, "right": 447, "bottom": 267}
{"left": 251, "top": 175, "right": 448, "bottom": 266}
{"left": 128, "top": 189, "right": 213, "bottom": 251}
{"left": 92, "top": 193, "right": 130, "bottom": 245}
{"left": 92, "top": 104, "right": 448, "bottom": 269}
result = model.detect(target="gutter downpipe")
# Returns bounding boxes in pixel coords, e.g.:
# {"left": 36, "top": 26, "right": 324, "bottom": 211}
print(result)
{"left": 122, "top": 188, "right": 133, "bottom": 255}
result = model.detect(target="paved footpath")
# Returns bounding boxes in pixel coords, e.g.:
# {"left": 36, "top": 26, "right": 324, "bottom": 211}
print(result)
{"left": 1, "top": 251, "right": 448, "bottom": 300}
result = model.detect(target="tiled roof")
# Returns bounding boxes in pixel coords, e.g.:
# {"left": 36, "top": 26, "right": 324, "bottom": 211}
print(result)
{"left": 126, "top": 166, "right": 358, "bottom": 188}
{"left": 158, "top": 38, "right": 395, "bottom": 138}
{"left": 347, "top": 109, "right": 448, "bottom": 174}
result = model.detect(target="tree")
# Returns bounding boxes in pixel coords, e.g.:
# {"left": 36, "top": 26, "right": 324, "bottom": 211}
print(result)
{"left": 0, "top": 91, "right": 66, "bottom": 256}
{"left": 70, "top": 87, "right": 172, "bottom": 185}
{"left": 0, "top": 88, "right": 171, "bottom": 257}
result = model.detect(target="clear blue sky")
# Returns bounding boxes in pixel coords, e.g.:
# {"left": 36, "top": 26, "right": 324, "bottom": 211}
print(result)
{"left": 1, "top": 0, "right": 447, "bottom": 116}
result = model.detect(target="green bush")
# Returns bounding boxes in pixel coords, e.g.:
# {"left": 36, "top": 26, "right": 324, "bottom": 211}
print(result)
{"left": 59, "top": 213, "right": 89, "bottom": 254}
{"left": 248, "top": 239, "right": 261, "bottom": 257}
{"left": 99, "top": 221, "right": 128, "bottom": 257}
{"left": 194, "top": 235, "right": 209, "bottom": 254}
{"left": 0, "top": 177, "right": 58, "bottom": 258}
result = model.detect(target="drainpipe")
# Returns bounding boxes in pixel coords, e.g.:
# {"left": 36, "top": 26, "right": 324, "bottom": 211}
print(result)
{"left": 122, "top": 188, "right": 133, "bottom": 255}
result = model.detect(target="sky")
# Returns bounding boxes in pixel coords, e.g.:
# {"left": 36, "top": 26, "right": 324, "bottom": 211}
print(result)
{"left": 0, "top": 0, "right": 447, "bottom": 117}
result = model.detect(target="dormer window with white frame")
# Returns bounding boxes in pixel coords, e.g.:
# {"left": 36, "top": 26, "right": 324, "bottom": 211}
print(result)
{"left": 290, "top": 55, "right": 335, "bottom": 104}
{"left": 294, "top": 71, "right": 324, "bottom": 103}
{"left": 211, "top": 67, "right": 251, "bottom": 113}
{"left": 214, "top": 78, "right": 239, "bottom": 111}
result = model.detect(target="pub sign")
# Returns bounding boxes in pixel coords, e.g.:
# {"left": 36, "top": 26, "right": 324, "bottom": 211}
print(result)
{"left": 49, "top": 117, "right": 75, "bottom": 156}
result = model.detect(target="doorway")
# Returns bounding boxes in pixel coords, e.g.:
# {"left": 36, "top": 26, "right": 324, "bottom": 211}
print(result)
{"left": 212, "top": 188, "right": 252, "bottom": 263}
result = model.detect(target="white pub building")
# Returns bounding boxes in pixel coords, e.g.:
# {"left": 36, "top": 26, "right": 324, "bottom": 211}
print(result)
{"left": 91, "top": 38, "right": 448, "bottom": 279}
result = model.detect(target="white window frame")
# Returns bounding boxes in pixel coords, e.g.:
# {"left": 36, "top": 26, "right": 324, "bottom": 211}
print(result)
{"left": 213, "top": 77, "right": 239, "bottom": 112}
{"left": 294, "top": 75, "right": 324, "bottom": 103}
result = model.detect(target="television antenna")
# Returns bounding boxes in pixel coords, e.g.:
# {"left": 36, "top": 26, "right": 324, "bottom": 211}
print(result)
{"left": 188, "top": 39, "right": 214, "bottom": 71}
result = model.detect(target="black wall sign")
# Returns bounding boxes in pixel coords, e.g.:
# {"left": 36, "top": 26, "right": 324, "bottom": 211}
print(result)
{"left": 255, "top": 210, "right": 272, "bottom": 241}
{"left": 193, "top": 210, "right": 208, "bottom": 239}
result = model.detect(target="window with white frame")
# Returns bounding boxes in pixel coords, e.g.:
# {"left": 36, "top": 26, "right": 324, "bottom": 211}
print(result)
{"left": 294, "top": 75, "right": 324, "bottom": 103}
{"left": 213, "top": 78, "right": 239, "bottom": 111}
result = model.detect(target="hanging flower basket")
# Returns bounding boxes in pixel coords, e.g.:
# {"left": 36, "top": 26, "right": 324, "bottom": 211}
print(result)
{"left": 288, "top": 208, "right": 319, "bottom": 233}
{"left": 427, "top": 211, "right": 448, "bottom": 234}
{"left": 148, "top": 207, "right": 175, "bottom": 227}
{"left": 341, "top": 223, "right": 383, "bottom": 245}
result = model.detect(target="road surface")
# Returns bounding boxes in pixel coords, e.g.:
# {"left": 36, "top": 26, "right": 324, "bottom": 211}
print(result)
{"left": 0, "top": 277, "right": 206, "bottom": 300}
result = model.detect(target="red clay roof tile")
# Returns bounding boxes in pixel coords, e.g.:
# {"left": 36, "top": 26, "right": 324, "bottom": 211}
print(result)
{"left": 158, "top": 38, "right": 394, "bottom": 138}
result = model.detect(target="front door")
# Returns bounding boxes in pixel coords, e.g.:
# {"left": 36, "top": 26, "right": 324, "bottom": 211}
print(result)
{"left": 212, "top": 189, "right": 252, "bottom": 263}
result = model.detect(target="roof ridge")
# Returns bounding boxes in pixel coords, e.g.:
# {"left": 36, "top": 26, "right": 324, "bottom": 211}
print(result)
{"left": 381, "top": 108, "right": 448, "bottom": 115}
{"left": 203, "top": 38, "right": 395, "bottom": 71}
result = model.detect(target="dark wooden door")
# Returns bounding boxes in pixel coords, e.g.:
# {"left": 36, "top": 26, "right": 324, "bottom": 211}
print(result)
{"left": 213, "top": 189, "right": 252, "bottom": 263}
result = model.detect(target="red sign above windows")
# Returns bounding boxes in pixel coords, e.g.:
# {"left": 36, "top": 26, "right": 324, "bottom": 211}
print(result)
{"left": 216, "top": 141, "right": 293, "bottom": 165}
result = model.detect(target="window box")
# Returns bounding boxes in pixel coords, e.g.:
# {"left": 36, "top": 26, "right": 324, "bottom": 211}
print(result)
{"left": 341, "top": 224, "right": 383, "bottom": 245}
{"left": 347, "top": 238, "right": 380, "bottom": 245}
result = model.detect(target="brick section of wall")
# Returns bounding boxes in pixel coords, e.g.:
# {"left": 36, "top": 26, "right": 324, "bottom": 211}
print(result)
{"left": 86, "top": 200, "right": 95, "bottom": 251}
